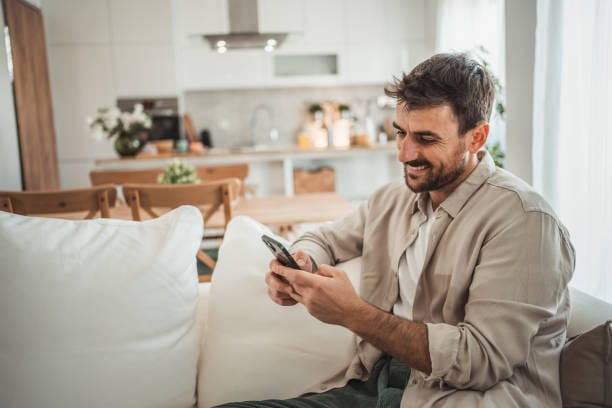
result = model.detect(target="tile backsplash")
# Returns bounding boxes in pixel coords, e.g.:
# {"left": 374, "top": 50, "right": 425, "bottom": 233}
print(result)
{"left": 184, "top": 84, "right": 393, "bottom": 149}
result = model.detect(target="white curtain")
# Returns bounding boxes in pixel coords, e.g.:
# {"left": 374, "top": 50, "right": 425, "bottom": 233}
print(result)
{"left": 533, "top": 0, "right": 612, "bottom": 302}
{"left": 435, "top": 0, "right": 506, "bottom": 146}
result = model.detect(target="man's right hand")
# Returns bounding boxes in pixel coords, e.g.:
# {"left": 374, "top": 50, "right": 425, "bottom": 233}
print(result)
{"left": 265, "top": 250, "right": 313, "bottom": 306}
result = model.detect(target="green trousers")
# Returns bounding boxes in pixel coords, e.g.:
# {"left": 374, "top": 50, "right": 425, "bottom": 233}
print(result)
{"left": 215, "top": 356, "right": 410, "bottom": 408}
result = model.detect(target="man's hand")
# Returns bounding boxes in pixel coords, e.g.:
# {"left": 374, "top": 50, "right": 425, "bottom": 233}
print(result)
{"left": 272, "top": 262, "right": 365, "bottom": 326}
{"left": 265, "top": 250, "right": 312, "bottom": 306}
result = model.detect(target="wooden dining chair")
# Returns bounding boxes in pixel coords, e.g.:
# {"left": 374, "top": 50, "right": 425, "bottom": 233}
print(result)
{"left": 122, "top": 179, "right": 240, "bottom": 283}
{"left": 0, "top": 185, "right": 117, "bottom": 219}
{"left": 90, "top": 164, "right": 250, "bottom": 196}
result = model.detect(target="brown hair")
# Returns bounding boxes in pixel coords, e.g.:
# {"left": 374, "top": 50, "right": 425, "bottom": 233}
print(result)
{"left": 385, "top": 52, "right": 495, "bottom": 135}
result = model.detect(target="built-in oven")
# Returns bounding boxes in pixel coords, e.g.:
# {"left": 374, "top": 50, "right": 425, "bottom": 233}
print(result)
{"left": 117, "top": 97, "right": 180, "bottom": 141}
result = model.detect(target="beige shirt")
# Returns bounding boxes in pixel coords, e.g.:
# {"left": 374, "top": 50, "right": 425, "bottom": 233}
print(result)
{"left": 292, "top": 151, "right": 575, "bottom": 407}
{"left": 394, "top": 198, "right": 435, "bottom": 320}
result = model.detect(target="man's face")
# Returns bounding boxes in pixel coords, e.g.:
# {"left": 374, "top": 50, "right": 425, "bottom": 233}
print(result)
{"left": 394, "top": 104, "right": 470, "bottom": 195}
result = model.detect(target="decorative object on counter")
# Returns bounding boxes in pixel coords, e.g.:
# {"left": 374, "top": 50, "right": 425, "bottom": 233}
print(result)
{"left": 157, "top": 159, "right": 200, "bottom": 184}
{"left": 87, "top": 103, "right": 152, "bottom": 157}
{"left": 189, "top": 141, "right": 205, "bottom": 153}
{"left": 151, "top": 139, "right": 174, "bottom": 154}
{"left": 176, "top": 139, "right": 189, "bottom": 153}
{"left": 300, "top": 101, "right": 354, "bottom": 149}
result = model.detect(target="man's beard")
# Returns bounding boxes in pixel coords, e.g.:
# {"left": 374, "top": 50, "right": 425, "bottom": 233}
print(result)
{"left": 403, "top": 146, "right": 467, "bottom": 193}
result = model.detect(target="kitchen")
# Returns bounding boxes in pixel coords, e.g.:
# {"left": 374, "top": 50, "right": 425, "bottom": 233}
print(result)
{"left": 1, "top": 0, "right": 533, "bottom": 199}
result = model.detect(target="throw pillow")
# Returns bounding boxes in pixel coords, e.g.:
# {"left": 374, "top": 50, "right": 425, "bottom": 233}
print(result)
{"left": 0, "top": 206, "right": 203, "bottom": 408}
{"left": 197, "top": 216, "right": 360, "bottom": 407}
{"left": 560, "top": 321, "right": 612, "bottom": 407}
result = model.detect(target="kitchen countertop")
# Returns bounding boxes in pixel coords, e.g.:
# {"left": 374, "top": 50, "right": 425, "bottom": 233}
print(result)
{"left": 94, "top": 143, "right": 397, "bottom": 167}
{"left": 94, "top": 143, "right": 398, "bottom": 196}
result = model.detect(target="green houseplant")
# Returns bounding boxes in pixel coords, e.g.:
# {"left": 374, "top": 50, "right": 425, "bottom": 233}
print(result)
{"left": 475, "top": 46, "right": 506, "bottom": 168}
{"left": 157, "top": 159, "right": 200, "bottom": 184}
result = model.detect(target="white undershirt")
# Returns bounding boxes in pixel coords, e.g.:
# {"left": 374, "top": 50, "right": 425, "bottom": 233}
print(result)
{"left": 393, "top": 199, "right": 435, "bottom": 320}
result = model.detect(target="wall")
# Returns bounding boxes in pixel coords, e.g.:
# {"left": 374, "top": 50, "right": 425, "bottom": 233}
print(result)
{"left": 0, "top": 2, "right": 22, "bottom": 190}
{"left": 504, "top": 0, "right": 536, "bottom": 184}
{"left": 185, "top": 85, "right": 390, "bottom": 149}
{"left": 41, "top": 0, "right": 177, "bottom": 188}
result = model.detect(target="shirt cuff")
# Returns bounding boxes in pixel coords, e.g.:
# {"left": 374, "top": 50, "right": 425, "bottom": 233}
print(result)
{"left": 425, "top": 322, "right": 461, "bottom": 379}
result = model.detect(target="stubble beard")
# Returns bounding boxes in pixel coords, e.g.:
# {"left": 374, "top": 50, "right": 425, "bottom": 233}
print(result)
{"left": 403, "top": 143, "right": 468, "bottom": 193}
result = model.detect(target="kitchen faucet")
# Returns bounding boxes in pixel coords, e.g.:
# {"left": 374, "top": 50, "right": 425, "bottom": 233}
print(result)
{"left": 249, "top": 104, "right": 279, "bottom": 147}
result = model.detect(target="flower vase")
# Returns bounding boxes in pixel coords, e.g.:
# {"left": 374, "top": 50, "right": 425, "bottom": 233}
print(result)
{"left": 114, "top": 132, "right": 141, "bottom": 157}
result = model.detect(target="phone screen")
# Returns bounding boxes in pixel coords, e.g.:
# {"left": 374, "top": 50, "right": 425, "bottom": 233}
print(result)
{"left": 261, "top": 234, "right": 301, "bottom": 270}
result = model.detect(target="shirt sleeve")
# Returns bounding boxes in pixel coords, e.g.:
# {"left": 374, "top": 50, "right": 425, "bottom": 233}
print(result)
{"left": 425, "top": 210, "right": 575, "bottom": 390}
{"left": 290, "top": 199, "right": 369, "bottom": 268}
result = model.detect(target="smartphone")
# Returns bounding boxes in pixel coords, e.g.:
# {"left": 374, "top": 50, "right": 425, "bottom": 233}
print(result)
{"left": 261, "top": 234, "right": 301, "bottom": 270}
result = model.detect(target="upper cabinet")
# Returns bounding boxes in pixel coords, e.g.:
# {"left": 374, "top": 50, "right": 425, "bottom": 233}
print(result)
{"left": 173, "top": 0, "right": 432, "bottom": 91}
{"left": 258, "top": 0, "right": 305, "bottom": 33}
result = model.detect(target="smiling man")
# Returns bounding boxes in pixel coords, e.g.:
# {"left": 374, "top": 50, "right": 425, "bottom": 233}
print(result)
{"left": 220, "top": 53, "right": 575, "bottom": 407}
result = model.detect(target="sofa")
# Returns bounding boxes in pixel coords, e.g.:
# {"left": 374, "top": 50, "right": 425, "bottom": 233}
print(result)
{"left": 1, "top": 207, "right": 611, "bottom": 408}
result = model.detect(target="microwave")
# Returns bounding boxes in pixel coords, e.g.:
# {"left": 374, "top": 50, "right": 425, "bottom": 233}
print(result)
{"left": 117, "top": 97, "right": 180, "bottom": 141}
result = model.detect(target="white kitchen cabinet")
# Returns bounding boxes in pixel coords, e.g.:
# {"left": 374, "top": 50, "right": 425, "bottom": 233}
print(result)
{"left": 42, "top": 0, "right": 111, "bottom": 45}
{"left": 173, "top": 0, "right": 228, "bottom": 46}
{"left": 172, "top": 0, "right": 432, "bottom": 90}
{"left": 110, "top": 0, "right": 173, "bottom": 44}
{"left": 345, "top": 0, "right": 386, "bottom": 45}
{"left": 177, "top": 48, "right": 268, "bottom": 90}
{"left": 113, "top": 45, "right": 177, "bottom": 96}
{"left": 258, "top": 0, "right": 304, "bottom": 33}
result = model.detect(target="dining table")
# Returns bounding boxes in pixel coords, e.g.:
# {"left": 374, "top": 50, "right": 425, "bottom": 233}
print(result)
{"left": 46, "top": 192, "right": 355, "bottom": 238}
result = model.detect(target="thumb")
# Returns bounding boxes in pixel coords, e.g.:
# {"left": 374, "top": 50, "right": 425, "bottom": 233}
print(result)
{"left": 292, "top": 250, "right": 313, "bottom": 272}
{"left": 316, "top": 264, "right": 336, "bottom": 278}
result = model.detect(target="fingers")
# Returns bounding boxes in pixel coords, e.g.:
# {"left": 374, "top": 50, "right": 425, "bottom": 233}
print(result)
{"left": 292, "top": 250, "right": 313, "bottom": 272}
{"left": 273, "top": 262, "right": 318, "bottom": 288}
{"left": 316, "top": 264, "right": 336, "bottom": 278}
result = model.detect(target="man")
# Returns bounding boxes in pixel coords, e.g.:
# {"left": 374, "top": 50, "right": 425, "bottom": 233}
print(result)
{"left": 224, "top": 53, "right": 575, "bottom": 407}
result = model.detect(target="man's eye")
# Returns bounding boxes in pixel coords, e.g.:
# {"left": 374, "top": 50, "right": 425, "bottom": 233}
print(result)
{"left": 418, "top": 136, "right": 436, "bottom": 144}
{"left": 395, "top": 130, "right": 406, "bottom": 137}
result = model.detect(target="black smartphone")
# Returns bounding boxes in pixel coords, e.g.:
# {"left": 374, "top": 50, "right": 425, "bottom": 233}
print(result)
{"left": 261, "top": 234, "right": 301, "bottom": 270}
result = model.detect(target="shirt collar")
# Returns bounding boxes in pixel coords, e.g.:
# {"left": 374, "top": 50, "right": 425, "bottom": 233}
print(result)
{"left": 410, "top": 150, "right": 495, "bottom": 218}
{"left": 439, "top": 150, "right": 495, "bottom": 218}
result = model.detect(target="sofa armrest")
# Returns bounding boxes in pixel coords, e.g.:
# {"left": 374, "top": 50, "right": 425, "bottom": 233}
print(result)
{"left": 568, "top": 286, "right": 612, "bottom": 338}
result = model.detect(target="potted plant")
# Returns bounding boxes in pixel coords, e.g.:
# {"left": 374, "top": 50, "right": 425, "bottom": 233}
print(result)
{"left": 157, "top": 159, "right": 200, "bottom": 184}
{"left": 87, "top": 103, "right": 152, "bottom": 157}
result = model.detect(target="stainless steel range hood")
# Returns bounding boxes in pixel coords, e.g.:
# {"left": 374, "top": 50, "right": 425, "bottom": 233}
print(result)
{"left": 204, "top": 0, "right": 288, "bottom": 53}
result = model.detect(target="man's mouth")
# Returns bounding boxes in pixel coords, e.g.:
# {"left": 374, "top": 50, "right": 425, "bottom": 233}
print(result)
{"left": 404, "top": 160, "right": 431, "bottom": 174}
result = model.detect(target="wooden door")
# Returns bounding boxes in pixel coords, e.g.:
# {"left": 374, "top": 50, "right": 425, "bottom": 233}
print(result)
{"left": 3, "top": 0, "right": 59, "bottom": 190}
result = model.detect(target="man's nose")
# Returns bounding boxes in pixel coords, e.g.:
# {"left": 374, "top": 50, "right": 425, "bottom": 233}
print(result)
{"left": 397, "top": 137, "right": 418, "bottom": 162}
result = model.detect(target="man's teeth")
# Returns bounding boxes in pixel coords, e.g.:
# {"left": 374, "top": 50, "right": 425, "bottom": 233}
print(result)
{"left": 412, "top": 165, "right": 427, "bottom": 170}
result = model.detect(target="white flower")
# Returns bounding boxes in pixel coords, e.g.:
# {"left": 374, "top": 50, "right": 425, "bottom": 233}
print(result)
{"left": 87, "top": 104, "right": 151, "bottom": 141}
{"left": 90, "top": 123, "right": 106, "bottom": 142}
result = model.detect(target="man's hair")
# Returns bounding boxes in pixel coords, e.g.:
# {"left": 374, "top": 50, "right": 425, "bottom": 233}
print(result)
{"left": 385, "top": 52, "right": 495, "bottom": 135}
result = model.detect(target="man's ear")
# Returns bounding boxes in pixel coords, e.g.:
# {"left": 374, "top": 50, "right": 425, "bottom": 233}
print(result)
{"left": 469, "top": 122, "right": 489, "bottom": 153}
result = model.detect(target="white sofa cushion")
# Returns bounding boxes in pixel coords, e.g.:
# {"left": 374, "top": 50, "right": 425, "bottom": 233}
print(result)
{"left": 198, "top": 216, "right": 360, "bottom": 407}
{"left": 0, "top": 206, "right": 203, "bottom": 408}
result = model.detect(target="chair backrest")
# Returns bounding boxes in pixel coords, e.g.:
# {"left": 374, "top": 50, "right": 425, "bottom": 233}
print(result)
{"left": 122, "top": 178, "right": 240, "bottom": 227}
{"left": 122, "top": 179, "right": 239, "bottom": 282}
{"left": 90, "top": 164, "right": 249, "bottom": 195}
{"left": 0, "top": 185, "right": 117, "bottom": 219}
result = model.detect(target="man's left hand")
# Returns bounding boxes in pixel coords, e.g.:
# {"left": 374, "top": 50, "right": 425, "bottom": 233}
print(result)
{"left": 271, "top": 262, "right": 364, "bottom": 326}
